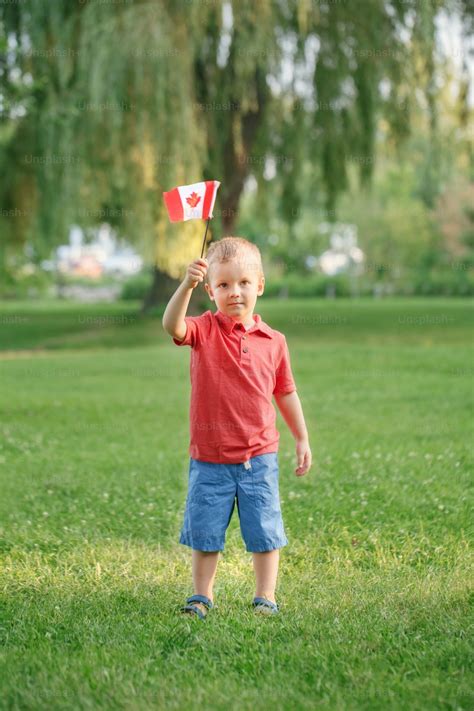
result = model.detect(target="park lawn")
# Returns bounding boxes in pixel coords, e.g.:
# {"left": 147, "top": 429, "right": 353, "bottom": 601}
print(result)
{"left": 0, "top": 296, "right": 472, "bottom": 352}
{"left": 0, "top": 297, "right": 472, "bottom": 710}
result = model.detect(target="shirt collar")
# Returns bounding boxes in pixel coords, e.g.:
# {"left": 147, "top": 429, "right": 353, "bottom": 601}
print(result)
{"left": 215, "top": 309, "right": 273, "bottom": 339}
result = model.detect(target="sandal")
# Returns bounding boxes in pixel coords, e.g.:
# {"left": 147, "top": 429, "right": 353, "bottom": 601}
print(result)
{"left": 180, "top": 594, "right": 214, "bottom": 619}
{"left": 252, "top": 596, "right": 279, "bottom": 615}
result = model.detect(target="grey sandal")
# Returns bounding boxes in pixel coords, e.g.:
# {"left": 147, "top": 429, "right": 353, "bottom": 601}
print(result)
{"left": 180, "top": 594, "right": 214, "bottom": 619}
{"left": 252, "top": 596, "right": 279, "bottom": 614}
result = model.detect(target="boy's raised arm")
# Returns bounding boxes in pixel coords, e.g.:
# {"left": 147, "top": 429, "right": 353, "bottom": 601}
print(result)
{"left": 162, "top": 258, "right": 208, "bottom": 340}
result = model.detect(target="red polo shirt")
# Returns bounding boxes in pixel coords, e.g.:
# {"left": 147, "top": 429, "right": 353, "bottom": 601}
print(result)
{"left": 173, "top": 309, "right": 297, "bottom": 463}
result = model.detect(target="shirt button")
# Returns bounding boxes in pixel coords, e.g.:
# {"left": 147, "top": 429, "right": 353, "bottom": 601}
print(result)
{"left": 242, "top": 335, "right": 247, "bottom": 340}
{"left": 243, "top": 347, "right": 248, "bottom": 353}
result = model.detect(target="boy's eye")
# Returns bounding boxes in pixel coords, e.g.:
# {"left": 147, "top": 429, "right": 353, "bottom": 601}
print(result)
{"left": 218, "top": 280, "right": 249, "bottom": 287}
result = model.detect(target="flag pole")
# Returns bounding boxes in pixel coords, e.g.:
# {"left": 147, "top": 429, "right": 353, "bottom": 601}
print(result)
{"left": 200, "top": 217, "right": 210, "bottom": 258}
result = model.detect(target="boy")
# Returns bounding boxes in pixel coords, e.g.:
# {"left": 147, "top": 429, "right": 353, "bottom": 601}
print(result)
{"left": 162, "top": 237, "right": 312, "bottom": 618}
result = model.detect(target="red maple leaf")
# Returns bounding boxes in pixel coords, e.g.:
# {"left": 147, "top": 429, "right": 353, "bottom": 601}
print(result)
{"left": 186, "top": 191, "right": 201, "bottom": 208}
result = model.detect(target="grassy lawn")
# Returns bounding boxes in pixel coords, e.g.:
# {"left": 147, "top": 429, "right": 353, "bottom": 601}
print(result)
{"left": 0, "top": 297, "right": 472, "bottom": 710}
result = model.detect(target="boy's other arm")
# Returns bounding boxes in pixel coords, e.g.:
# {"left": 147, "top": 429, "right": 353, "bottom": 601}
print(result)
{"left": 274, "top": 390, "right": 308, "bottom": 442}
{"left": 274, "top": 390, "right": 312, "bottom": 476}
{"left": 162, "top": 258, "right": 208, "bottom": 340}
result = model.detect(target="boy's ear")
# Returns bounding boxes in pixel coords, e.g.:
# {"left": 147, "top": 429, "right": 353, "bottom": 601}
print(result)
{"left": 257, "top": 276, "right": 265, "bottom": 295}
{"left": 205, "top": 282, "right": 214, "bottom": 301}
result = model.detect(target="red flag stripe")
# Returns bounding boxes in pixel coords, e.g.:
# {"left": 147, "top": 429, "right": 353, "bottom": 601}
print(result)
{"left": 202, "top": 181, "right": 216, "bottom": 220}
{"left": 163, "top": 188, "right": 184, "bottom": 222}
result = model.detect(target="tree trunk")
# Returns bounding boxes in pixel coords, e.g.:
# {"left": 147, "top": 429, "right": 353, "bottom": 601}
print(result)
{"left": 141, "top": 264, "right": 206, "bottom": 315}
{"left": 220, "top": 67, "right": 267, "bottom": 236}
{"left": 142, "top": 66, "right": 267, "bottom": 311}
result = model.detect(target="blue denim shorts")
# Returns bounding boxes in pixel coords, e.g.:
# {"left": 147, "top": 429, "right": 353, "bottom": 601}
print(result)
{"left": 179, "top": 452, "right": 288, "bottom": 553}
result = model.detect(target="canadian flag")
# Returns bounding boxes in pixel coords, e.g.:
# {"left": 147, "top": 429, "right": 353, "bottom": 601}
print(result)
{"left": 162, "top": 180, "right": 221, "bottom": 222}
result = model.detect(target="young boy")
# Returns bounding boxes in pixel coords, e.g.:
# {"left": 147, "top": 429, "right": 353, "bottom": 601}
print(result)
{"left": 162, "top": 237, "right": 312, "bottom": 618}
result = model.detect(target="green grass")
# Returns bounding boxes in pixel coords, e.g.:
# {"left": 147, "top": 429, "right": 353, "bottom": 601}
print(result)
{"left": 0, "top": 297, "right": 472, "bottom": 710}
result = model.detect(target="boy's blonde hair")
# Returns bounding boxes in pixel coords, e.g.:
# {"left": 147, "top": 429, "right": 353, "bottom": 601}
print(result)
{"left": 205, "top": 237, "right": 264, "bottom": 283}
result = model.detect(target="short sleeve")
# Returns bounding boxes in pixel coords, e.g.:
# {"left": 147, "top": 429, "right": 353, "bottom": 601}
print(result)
{"left": 273, "top": 335, "right": 297, "bottom": 395}
{"left": 172, "top": 311, "right": 211, "bottom": 348}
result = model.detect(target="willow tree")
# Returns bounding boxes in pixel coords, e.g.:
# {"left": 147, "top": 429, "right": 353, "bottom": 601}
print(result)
{"left": 0, "top": 0, "right": 459, "bottom": 305}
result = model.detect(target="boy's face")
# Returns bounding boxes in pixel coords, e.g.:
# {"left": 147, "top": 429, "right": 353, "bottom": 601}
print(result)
{"left": 205, "top": 258, "right": 265, "bottom": 323}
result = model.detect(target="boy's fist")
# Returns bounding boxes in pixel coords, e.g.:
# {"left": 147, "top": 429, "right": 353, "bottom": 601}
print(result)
{"left": 295, "top": 438, "right": 312, "bottom": 476}
{"left": 185, "top": 258, "right": 208, "bottom": 289}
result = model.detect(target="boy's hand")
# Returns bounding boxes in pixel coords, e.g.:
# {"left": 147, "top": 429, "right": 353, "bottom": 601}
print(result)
{"left": 184, "top": 258, "right": 208, "bottom": 290}
{"left": 295, "top": 438, "right": 312, "bottom": 476}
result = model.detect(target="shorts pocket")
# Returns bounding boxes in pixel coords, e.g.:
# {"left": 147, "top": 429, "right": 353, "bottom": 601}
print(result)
{"left": 251, "top": 453, "right": 280, "bottom": 508}
{"left": 188, "top": 459, "right": 219, "bottom": 507}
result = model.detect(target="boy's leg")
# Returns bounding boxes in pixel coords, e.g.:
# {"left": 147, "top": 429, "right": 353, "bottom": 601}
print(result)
{"left": 191, "top": 549, "right": 220, "bottom": 613}
{"left": 252, "top": 549, "right": 279, "bottom": 604}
